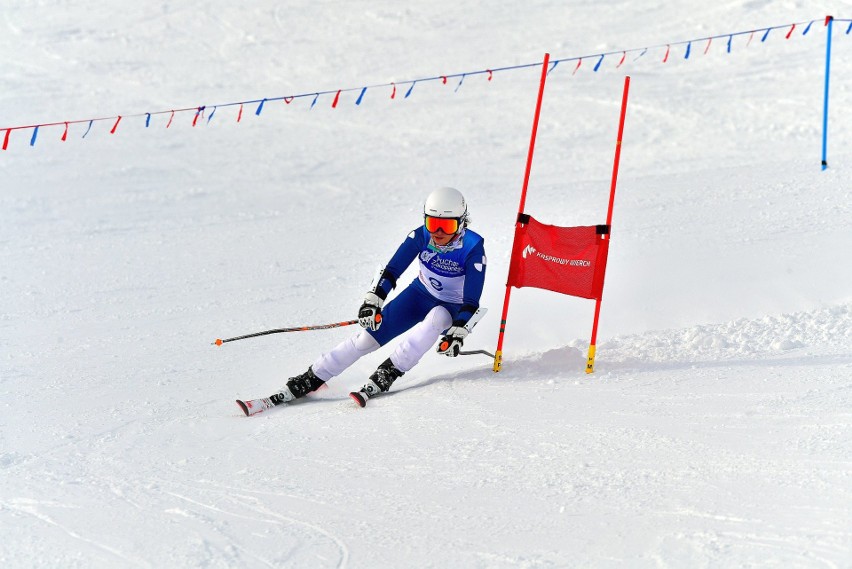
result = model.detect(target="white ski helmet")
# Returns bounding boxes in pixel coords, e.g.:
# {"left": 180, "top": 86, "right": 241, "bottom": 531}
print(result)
{"left": 424, "top": 187, "right": 468, "bottom": 226}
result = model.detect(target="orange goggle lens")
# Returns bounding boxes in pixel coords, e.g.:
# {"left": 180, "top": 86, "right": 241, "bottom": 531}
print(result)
{"left": 424, "top": 216, "right": 459, "bottom": 234}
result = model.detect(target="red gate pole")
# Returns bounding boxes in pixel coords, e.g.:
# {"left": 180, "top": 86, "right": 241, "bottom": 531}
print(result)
{"left": 586, "top": 75, "right": 631, "bottom": 374}
{"left": 493, "top": 52, "right": 551, "bottom": 373}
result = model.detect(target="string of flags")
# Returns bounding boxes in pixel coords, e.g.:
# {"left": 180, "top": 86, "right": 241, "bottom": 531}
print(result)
{"left": 2, "top": 16, "right": 848, "bottom": 151}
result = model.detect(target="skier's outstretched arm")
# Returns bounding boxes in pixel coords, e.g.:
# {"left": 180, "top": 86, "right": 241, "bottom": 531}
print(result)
{"left": 358, "top": 229, "right": 424, "bottom": 331}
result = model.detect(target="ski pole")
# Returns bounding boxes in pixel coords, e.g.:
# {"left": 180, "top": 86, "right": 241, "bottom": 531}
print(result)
{"left": 458, "top": 349, "right": 496, "bottom": 358}
{"left": 213, "top": 320, "right": 358, "bottom": 346}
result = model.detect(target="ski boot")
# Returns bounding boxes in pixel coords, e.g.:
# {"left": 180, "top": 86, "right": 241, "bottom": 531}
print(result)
{"left": 350, "top": 358, "right": 404, "bottom": 407}
{"left": 274, "top": 366, "right": 325, "bottom": 403}
{"left": 236, "top": 367, "right": 325, "bottom": 416}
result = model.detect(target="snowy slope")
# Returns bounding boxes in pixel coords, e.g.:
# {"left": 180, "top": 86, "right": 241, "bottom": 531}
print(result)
{"left": 2, "top": 0, "right": 851, "bottom": 567}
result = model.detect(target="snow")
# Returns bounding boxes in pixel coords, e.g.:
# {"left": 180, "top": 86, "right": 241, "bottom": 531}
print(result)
{"left": 2, "top": 0, "right": 852, "bottom": 567}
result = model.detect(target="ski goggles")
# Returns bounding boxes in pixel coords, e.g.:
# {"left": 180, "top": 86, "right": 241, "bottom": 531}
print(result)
{"left": 424, "top": 215, "right": 460, "bottom": 234}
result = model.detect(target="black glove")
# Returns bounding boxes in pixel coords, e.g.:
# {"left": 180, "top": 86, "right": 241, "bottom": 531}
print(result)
{"left": 437, "top": 325, "right": 468, "bottom": 357}
{"left": 358, "top": 292, "right": 384, "bottom": 331}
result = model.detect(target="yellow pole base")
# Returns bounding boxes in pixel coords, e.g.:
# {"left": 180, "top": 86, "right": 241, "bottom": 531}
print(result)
{"left": 585, "top": 345, "right": 596, "bottom": 374}
{"left": 493, "top": 350, "right": 503, "bottom": 372}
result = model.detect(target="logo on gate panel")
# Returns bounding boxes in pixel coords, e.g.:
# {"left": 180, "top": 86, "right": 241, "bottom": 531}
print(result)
{"left": 523, "top": 244, "right": 590, "bottom": 266}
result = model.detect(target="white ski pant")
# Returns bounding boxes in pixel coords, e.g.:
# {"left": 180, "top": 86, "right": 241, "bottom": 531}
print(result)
{"left": 311, "top": 305, "right": 453, "bottom": 380}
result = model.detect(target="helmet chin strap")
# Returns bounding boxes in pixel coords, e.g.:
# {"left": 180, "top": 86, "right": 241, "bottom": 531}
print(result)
{"left": 429, "top": 228, "right": 465, "bottom": 252}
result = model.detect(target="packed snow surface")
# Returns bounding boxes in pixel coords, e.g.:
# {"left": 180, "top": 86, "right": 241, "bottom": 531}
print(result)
{"left": 2, "top": 0, "right": 851, "bottom": 567}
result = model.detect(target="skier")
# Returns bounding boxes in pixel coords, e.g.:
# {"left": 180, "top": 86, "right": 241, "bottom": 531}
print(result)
{"left": 237, "top": 187, "right": 487, "bottom": 414}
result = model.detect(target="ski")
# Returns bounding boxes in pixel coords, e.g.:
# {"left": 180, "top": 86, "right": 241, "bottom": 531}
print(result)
{"left": 236, "top": 398, "right": 275, "bottom": 417}
{"left": 349, "top": 390, "right": 369, "bottom": 408}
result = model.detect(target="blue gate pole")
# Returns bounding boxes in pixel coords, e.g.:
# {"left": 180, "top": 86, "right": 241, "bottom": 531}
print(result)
{"left": 821, "top": 16, "right": 834, "bottom": 171}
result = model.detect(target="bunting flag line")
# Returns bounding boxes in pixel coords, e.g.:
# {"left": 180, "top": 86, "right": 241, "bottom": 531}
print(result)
{"left": 2, "top": 16, "right": 847, "bottom": 151}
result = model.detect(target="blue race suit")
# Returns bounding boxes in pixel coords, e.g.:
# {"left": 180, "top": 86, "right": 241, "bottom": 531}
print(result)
{"left": 368, "top": 226, "right": 487, "bottom": 347}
